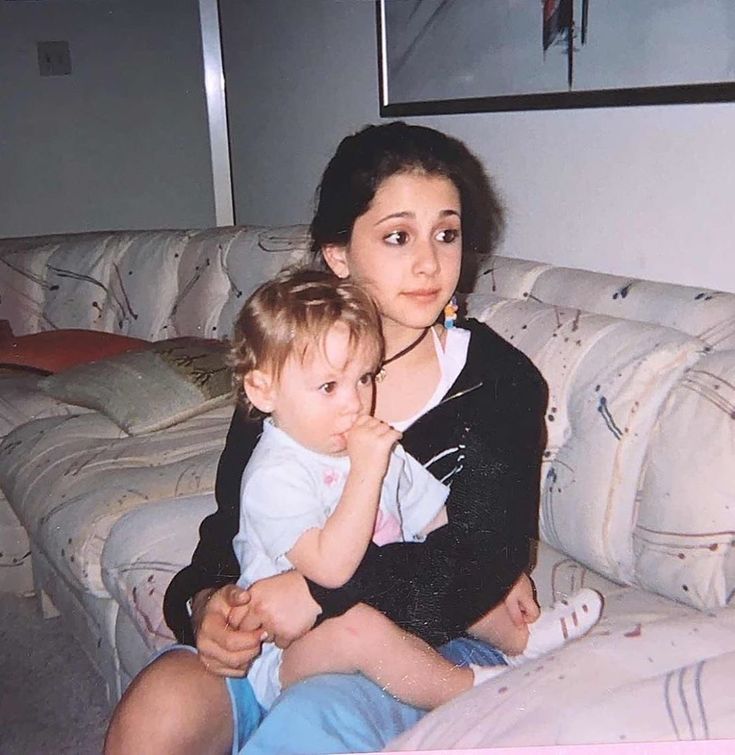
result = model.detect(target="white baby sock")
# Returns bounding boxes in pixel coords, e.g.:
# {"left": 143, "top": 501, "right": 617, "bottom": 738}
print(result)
{"left": 503, "top": 587, "right": 603, "bottom": 667}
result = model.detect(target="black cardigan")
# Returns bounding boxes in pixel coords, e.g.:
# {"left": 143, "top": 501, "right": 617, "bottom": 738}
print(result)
{"left": 164, "top": 319, "right": 548, "bottom": 647}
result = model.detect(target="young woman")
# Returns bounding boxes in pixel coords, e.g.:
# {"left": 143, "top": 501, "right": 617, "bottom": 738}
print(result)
{"left": 105, "top": 122, "right": 552, "bottom": 754}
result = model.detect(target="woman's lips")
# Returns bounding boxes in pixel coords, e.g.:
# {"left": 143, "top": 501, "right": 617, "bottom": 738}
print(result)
{"left": 402, "top": 288, "right": 441, "bottom": 301}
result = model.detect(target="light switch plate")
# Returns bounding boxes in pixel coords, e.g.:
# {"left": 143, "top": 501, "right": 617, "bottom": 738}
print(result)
{"left": 37, "top": 40, "right": 72, "bottom": 76}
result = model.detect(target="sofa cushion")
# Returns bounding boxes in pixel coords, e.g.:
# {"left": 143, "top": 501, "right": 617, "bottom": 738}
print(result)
{"left": 102, "top": 493, "right": 217, "bottom": 655}
{"left": 0, "top": 242, "right": 61, "bottom": 335}
{"left": 39, "top": 337, "right": 233, "bottom": 435}
{"left": 634, "top": 351, "right": 735, "bottom": 610}
{"left": 40, "top": 233, "right": 128, "bottom": 333}
{"left": 100, "top": 230, "right": 191, "bottom": 340}
{"left": 480, "top": 297, "right": 704, "bottom": 585}
{"left": 470, "top": 254, "right": 551, "bottom": 299}
{"left": 216, "top": 225, "right": 311, "bottom": 339}
{"left": 0, "top": 406, "right": 231, "bottom": 596}
{"left": 0, "top": 329, "right": 148, "bottom": 374}
{"left": 37, "top": 230, "right": 220, "bottom": 339}
{"left": 530, "top": 266, "right": 735, "bottom": 351}
{"left": 0, "top": 372, "right": 90, "bottom": 439}
{"left": 390, "top": 591, "right": 735, "bottom": 749}
{"left": 0, "top": 488, "right": 33, "bottom": 592}
{"left": 529, "top": 540, "right": 622, "bottom": 607}
{"left": 163, "top": 228, "right": 237, "bottom": 340}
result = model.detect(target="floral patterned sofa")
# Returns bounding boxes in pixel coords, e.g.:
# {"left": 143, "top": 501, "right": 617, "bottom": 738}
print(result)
{"left": 1, "top": 225, "right": 734, "bottom": 749}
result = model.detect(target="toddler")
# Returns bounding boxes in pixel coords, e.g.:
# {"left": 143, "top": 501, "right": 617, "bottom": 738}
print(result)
{"left": 230, "top": 268, "right": 602, "bottom": 710}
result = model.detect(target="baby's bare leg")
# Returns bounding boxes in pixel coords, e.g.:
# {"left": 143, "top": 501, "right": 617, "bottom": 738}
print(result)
{"left": 468, "top": 601, "right": 530, "bottom": 656}
{"left": 280, "top": 603, "right": 473, "bottom": 710}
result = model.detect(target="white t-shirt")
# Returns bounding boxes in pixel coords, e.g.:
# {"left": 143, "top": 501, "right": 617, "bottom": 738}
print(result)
{"left": 392, "top": 325, "right": 470, "bottom": 431}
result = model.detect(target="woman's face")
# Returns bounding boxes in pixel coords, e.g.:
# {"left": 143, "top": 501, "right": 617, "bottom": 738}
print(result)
{"left": 324, "top": 171, "right": 462, "bottom": 340}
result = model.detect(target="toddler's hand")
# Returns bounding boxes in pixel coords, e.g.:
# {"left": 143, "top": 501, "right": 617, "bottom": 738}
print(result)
{"left": 346, "top": 415, "right": 401, "bottom": 478}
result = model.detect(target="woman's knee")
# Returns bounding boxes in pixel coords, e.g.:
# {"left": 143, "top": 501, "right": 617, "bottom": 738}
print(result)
{"left": 104, "top": 649, "right": 233, "bottom": 755}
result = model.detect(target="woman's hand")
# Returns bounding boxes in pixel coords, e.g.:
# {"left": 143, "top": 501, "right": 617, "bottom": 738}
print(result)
{"left": 503, "top": 572, "right": 540, "bottom": 628}
{"left": 192, "top": 585, "right": 264, "bottom": 677}
{"left": 248, "top": 570, "right": 322, "bottom": 649}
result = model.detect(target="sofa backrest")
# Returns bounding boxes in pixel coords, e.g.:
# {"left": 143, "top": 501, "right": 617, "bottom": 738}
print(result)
{"left": 2, "top": 226, "right": 733, "bottom": 611}
{"left": 4, "top": 228, "right": 734, "bottom": 349}
{"left": 473, "top": 254, "right": 735, "bottom": 352}
{"left": 467, "top": 288, "right": 735, "bottom": 612}
{"left": 0, "top": 226, "right": 311, "bottom": 339}
{"left": 467, "top": 257, "right": 735, "bottom": 609}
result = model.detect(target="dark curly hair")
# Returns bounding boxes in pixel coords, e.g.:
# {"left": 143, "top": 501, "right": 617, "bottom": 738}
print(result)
{"left": 309, "top": 121, "right": 505, "bottom": 290}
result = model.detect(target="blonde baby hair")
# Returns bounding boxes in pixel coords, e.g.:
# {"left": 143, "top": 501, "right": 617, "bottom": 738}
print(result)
{"left": 229, "top": 268, "right": 384, "bottom": 416}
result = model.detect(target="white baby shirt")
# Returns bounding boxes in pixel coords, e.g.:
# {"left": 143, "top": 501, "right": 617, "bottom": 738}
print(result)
{"left": 233, "top": 419, "right": 449, "bottom": 708}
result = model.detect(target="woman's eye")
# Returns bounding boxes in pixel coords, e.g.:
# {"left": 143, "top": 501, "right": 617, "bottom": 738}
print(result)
{"left": 319, "top": 382, "right": 337, "bottom": 395}
{"left": 436, "top": 228, "right": 460, "bottom": 243}
{"left": 358, "top": 373, "right": 374, "bottom": 386}
{"left": 384, "top": 230, "right": 409, "bottom": 246}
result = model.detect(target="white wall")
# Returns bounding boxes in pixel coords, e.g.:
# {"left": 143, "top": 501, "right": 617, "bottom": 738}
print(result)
{"left": 0, "top": 0, "right": 216, "bottom": 238}
{"left": 222, "top": 0, "right": 735, "bottom": 293}
{"left": 220, "top": 0, "right": 382, "bottom": 232}
{"left": 3, "top": 0, "right": 733, "bottom": 293}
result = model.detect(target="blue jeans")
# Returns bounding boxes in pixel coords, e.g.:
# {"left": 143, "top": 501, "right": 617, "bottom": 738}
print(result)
{"left": 230, "top": 636, "right": 505, "bottom": 754}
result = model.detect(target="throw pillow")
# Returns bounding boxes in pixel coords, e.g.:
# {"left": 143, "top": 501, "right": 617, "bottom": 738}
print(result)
{"left": 0, "top": 329, "right": 149, "bottom": 374}
{"left": 39, "top": 337, "right": 233, "bottom": 435}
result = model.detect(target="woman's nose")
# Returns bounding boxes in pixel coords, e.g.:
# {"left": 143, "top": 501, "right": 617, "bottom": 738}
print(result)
{"left": 413, "top": 238, "right": 440, "bottom": 276}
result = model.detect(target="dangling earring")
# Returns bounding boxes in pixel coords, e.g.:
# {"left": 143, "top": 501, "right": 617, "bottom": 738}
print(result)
{"left": 443, "top": 295, "right": 458, "bottom": 329}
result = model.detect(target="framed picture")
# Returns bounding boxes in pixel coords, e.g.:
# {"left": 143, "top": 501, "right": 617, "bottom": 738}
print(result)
{"left": 377, "top": 0, "right": 735, "bottom": 115}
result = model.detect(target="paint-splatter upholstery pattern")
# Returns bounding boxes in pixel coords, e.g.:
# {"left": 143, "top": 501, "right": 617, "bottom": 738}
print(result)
{"left": 1, "top": 230, "right": 734, "bottom": 747}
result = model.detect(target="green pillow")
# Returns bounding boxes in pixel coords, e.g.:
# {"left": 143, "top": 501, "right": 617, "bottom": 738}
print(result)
{"left": 40, "top": 337, "right": 233, "bottom": 435}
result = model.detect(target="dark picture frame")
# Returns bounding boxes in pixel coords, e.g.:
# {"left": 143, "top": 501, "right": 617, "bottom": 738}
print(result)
{"left": 377, "top": 0, "right": 735, "bottom": 116}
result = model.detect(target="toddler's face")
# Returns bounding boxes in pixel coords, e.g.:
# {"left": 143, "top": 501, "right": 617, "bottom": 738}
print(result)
{"left": 268, "top": 322, "right": 380, "bottom": 456}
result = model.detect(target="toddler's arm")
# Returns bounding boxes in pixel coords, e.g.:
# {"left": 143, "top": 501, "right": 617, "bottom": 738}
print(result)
{"left": 288, "top": 416, "right": 400, "bottom": 589}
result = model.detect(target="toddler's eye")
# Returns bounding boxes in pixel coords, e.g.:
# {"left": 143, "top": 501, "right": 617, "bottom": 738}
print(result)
{"left": 384, "top": 230, "right": 409, "bottom": 246}
{"left": 358, "top": 373, "right": 374, "bottom": 386}
{"left": 319, "top": 382, "right": 337, "bottom": 395}
{"left": 436, "top": 228, "right": 460, "bottom": 243}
